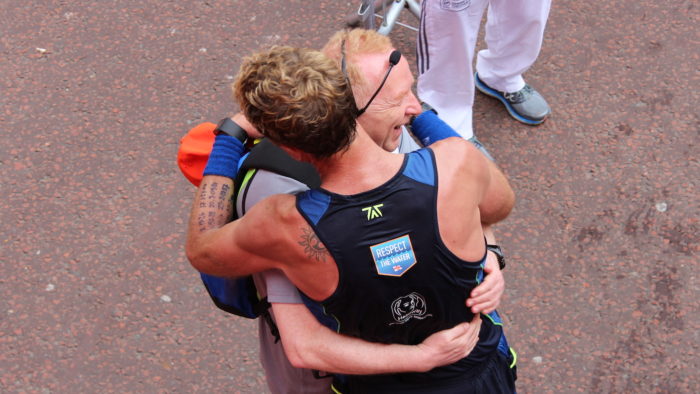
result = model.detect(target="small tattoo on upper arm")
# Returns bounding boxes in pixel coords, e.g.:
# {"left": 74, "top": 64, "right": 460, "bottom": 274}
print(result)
{"left": 298, "top": 226, "right": 329, "bottom": 262}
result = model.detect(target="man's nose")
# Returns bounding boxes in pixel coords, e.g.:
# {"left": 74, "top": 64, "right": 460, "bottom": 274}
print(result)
{"left": 406, "top": 92, "right": 421, "bottom": 115}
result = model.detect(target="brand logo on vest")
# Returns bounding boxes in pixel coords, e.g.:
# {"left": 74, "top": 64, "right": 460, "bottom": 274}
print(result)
{"left": 389, "top": 292, "right": 432, "bottom": 325}
{"left": 362, "top": 203, "right": 384, "bottom": 220}
{"left": 370, "top": 234, "right": 417, "bottom": 277}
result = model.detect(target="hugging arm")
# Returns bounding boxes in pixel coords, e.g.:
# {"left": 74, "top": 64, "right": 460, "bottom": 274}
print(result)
{"left": 273, "top": 302, "right": 482, "bottom": 374}
{"left": 185, "top": 174, "right": 280, "bottom": 278}
{"left": 411, "top": 111, "right": 510, "bottom": 313}
{"left": 185, "top": 114, "right": 283, "bottom": 278}
{"left": 411, "top": 111, "right": 515, "bottom": 224}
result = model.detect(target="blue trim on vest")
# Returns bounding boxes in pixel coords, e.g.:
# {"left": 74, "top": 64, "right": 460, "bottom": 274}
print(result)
{"left": 297, "top": 189, "right": 331, "bottom": 226}
{"left": 498, "top": 331, "right": 510, "bottom": 357}
{"left": 403, "top": 149, "right": 435, "bottom": 186}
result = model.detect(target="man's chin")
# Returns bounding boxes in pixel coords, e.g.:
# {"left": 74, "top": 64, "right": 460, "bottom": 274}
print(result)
{"left": 385, "top": 140, "right": 401, "bottom": 153}
{"left": 391, "top": 127, "right": 405, "bottom": 151}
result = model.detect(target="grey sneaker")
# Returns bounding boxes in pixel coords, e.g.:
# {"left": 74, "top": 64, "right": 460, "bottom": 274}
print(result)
{"left": 475, "top": 72, "right": 551, "bottom": 125}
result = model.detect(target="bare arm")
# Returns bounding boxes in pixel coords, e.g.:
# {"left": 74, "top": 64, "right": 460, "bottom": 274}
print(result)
{"left": 185, "top": 174, "right": 236, "bottom": 273}
{"left": 185, "top": 173, "right": 291, "bottom": 278}
{"left": 273, "top": 302, "right": 481, "bottom": 374}
{"left": 413, "top": 111, "right": 506, "bottom": 314}
{"left": 185, "top": 174, "right": 252, "bottom": 276}
{"left": 184, "top": 110, "right": 299, "bottom": 277}
{"left": 411, "top": 111, "right": 514, "bottom": 224}
{"left": 479, "top": 158, "right": 515, "bottom": 225}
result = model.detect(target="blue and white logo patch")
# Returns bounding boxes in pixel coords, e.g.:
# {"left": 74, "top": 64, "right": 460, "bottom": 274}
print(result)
{"left": 370, "top": 235, "right": 416, "bottom": 277}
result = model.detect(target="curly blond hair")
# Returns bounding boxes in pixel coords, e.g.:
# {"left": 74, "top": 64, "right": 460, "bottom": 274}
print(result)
{"left": 233, "top": 45, "right": 357, "bottom": 159}
{"left": 322, "top": 29, "right": 394, "bottom": 103}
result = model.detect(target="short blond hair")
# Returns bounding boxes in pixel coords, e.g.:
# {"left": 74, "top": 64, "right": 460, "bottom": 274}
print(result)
{"left": 322, "top": 29, "right": 394, "bottom": 102}
{"left": 233, "top": 45, "right": 357, "bottom": 158}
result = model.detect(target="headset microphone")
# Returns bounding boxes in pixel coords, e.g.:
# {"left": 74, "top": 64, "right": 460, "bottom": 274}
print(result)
{"left": 356, "top": 50, "right": 403, "bottom": 116}
{"left": 389, "top": 50, "right": 401, "bottom": 66}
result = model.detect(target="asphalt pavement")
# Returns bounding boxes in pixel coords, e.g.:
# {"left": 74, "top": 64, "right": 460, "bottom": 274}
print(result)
{"left": 1, "top": 1, "right": 698, "bottom": 392}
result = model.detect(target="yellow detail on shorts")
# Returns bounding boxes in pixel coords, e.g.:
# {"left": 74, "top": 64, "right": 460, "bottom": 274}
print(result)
{"left": 509, "top": 347, "right": 517, "bottom": 368}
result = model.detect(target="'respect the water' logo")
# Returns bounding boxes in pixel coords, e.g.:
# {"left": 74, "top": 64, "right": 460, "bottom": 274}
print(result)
{"left": 370, "top": 234, "right": 416, "bottom": 277}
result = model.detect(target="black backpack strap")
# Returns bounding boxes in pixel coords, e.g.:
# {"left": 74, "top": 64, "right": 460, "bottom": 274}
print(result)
{"left": 260, "top": 306, "right": 281, "bottom": 343}
{"left": 235, "top": 139, "right": 321, "bottom": 190}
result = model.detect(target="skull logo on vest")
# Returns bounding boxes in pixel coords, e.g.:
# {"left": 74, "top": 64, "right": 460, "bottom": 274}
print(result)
{"left": 389, "top": 292, "right": 433, "bottom": 325}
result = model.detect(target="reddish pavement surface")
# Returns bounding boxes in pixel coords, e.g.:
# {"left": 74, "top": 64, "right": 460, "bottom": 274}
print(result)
{"left": 1, "top": 1, "right": 698, "bottom": 393}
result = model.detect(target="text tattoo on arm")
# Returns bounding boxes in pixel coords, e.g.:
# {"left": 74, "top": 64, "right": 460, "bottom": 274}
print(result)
{"left": 197, "top": 182, "right": 233, "bottom": 232}
{"left": 298, "top": 226, "right": 329, "bottom": 262}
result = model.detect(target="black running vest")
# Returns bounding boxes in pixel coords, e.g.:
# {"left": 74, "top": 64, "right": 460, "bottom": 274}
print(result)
{"left": 296, "top": 148, "right": 503, "bottom": 390}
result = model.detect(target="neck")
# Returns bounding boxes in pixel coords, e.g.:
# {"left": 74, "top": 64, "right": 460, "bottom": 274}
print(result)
{"left": 311, "top": 125, "right": 403, "bottom": 195}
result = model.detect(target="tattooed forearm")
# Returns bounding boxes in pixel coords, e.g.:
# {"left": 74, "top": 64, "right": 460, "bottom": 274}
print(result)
{"left": 195, "top": 180, "right": 234, "bottom": 233}
{"left": 198, "top": 183, "right": 208, "bottom": 208}
{"left": 208, "top": 183, "right": 218, "bottom": 208}
{"left": 218, "top": 184, "right": 230, "bottom": 211}
{"left": 298, "top": 226, "right": 329, "bottom": 262}
{"left": 197, "top": 212, "right": 206, "bottom": 232}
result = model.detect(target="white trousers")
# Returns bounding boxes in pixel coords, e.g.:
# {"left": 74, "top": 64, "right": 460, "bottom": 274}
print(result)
{"left": 416, "top": 0, "right": 552, "bottom": 138}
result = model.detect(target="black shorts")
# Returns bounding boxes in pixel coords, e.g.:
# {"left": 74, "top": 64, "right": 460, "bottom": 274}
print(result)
{"left": 333, "top": 349, "right": 517, "bottom": 394}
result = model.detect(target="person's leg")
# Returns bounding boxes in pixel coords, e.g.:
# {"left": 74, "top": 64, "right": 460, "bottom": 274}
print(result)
{"left": 475, "top": 0, "right": 552, "bottom": 124}
{"left": 416, "top": 0, "right": 489, "bottom": 139}
{"left": 476, "top": 0, "right": 551, "bottom": 92}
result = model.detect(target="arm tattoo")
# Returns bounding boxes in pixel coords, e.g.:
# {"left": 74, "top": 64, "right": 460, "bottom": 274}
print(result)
{"left": 298, "top": 226, "right": 329, "bottom": 262}
{"left": 208, "top": 183, "right": 219, "bottom": 208}
{"left": 198, "top": 183, "right": 208, "bottom": 208}
{"left": 218, "top": 184, "right": 230, "bottom": 211}
{"left": 196, "top": 181, "right": 234, "bottom": 232}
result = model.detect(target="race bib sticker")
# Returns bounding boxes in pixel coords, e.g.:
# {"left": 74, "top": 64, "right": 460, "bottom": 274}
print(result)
{"left": 440, "top": 0, "right": 472, "bottom": 11}
{"left": 370, "top": 235, "right": 416, "bottom": 277}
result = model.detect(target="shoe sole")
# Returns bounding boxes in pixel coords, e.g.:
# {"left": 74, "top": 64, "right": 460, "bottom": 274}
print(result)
{"left": 475, "top": 73, "right": 549, "bottom": 126}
